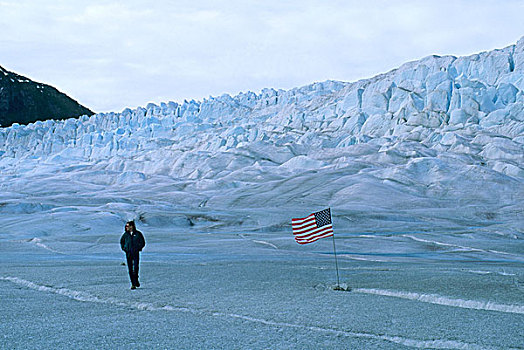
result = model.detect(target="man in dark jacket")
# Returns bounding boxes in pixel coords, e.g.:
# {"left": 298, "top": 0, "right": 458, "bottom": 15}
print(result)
{"left": 120, "top": 221, "right": 146, "bottom": 289}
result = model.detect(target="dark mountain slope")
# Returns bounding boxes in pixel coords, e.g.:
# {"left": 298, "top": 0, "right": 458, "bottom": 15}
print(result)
{"left": 0, "top": 65, "right": 94, "bottom": 127}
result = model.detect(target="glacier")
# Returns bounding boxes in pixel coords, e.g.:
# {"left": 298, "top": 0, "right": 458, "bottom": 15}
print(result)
{"left": 1, "top": 38, "right": 523, "bottom": 349}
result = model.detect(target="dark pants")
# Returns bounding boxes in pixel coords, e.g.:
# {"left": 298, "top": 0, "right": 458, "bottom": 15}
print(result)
{"left": 126, "top": 252, "right": 140, "bottom": 286}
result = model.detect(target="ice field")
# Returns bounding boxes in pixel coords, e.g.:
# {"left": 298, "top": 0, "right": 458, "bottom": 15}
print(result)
{"left": 1, "top": 213, "right": 523, "bottom": 349}
{"left": 1, "top": 37, "right": 524, "bottom": 348}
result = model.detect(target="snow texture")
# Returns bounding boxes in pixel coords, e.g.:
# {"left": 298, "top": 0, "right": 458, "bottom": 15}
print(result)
{"left": 1, "top": 37, "right": 523, "bottom": 349}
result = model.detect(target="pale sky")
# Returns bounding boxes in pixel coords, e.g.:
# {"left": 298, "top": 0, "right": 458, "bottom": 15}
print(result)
{"left": 1, "top": 0, "right": 523, "bottom": 113}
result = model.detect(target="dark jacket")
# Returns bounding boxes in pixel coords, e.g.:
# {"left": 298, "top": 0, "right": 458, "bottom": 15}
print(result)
{"left": 120, "top": 230, "right": 145, "bottom": 255}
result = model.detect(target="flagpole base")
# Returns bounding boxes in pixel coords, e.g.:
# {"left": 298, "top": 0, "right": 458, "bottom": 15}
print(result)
{"left": 332, "top": 283, "right": 351, "bottom": 291}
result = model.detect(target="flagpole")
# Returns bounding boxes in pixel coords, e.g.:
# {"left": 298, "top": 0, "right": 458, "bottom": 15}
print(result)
{"left": 331, "top": 233, "right": 341, "bottom": 288}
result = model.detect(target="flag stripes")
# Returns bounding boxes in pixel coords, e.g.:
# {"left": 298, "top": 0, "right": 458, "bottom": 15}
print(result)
{"left": 292, "top": 208, "right": 334, "bottom": 244}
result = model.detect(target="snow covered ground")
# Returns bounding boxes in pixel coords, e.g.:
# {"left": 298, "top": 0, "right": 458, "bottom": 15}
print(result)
{"left": 1, "top": 37, "right": 523, "bottom": 348}
{"left": 1, "top": 230, "right": 523, "bottom": 349}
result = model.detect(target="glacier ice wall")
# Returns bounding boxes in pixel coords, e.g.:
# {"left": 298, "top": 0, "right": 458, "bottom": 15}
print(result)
{"left": 0, "top": 37, "right": 523, "bottom": 237}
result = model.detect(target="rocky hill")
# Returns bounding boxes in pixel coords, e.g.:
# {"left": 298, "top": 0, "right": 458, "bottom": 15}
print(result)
{"left": 0, "top": 65, "right": 93, "bottom": 127}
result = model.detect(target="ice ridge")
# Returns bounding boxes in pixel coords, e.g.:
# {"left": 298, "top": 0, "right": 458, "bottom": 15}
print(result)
{"left": 1, "top": 39, "right": 522, "bottom": 169}
{"left": 0, "top": 37, "right": 523, "bottom": 234}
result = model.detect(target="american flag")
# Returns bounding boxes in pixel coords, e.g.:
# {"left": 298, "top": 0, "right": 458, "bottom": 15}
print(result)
{"left": 292, "top": 208, "right": 334, "bottom": 244}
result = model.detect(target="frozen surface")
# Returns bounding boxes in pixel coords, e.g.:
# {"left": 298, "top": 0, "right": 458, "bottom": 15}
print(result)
{"left": 1, "top": 242, "right": 523, "bottom": 349}
{"left": 1, "top": 38, "right": 524, "bottom": 348}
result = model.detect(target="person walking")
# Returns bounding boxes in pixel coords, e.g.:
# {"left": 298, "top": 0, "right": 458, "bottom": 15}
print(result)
{"left": 120, "top": 221, "right": 146, "bottom": 289}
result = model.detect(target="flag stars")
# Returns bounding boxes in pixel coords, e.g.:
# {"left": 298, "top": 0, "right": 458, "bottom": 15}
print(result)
{"left": 314, "top": 208, "right": 332, "bottom": 228}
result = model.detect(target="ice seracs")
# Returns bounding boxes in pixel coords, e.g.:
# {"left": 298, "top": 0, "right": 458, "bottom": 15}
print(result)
{"left": 0, "top": 37, "right": 522, "bottom": 238}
